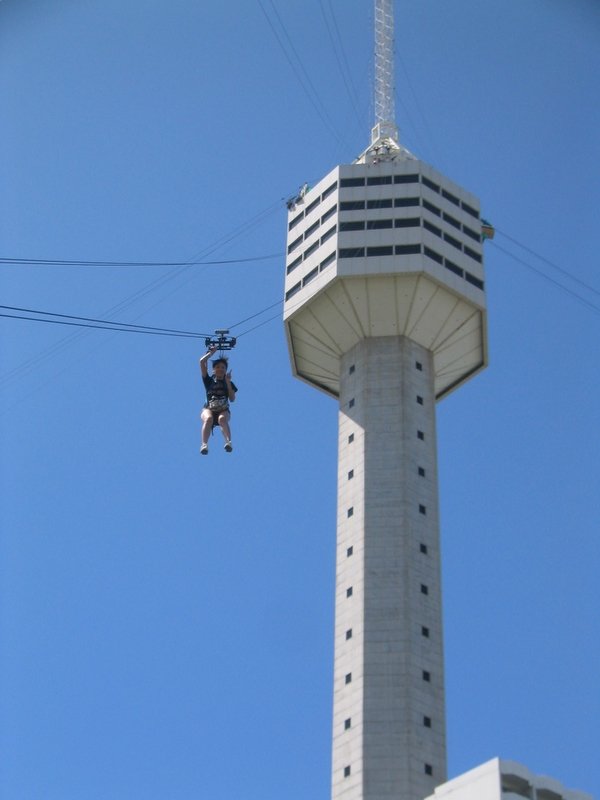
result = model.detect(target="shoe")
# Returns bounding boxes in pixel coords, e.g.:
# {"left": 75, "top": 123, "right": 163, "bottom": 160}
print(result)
{"left": 224, "top": 441, "right": 233, "bottom": 453}
{"left": 200, "top": 443, "right": 208, "bottom": 455}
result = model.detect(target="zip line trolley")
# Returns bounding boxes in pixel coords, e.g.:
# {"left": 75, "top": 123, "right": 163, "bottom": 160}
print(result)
{"left": 205, "top": 329, "right": 237, "bottom": 356}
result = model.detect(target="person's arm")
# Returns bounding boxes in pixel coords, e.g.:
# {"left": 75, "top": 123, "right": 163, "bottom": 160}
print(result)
{"left": 199, "top": 346, "right": 217, "bottom": 378}
{"left": 225, "top": 370, "right": 236, "bottom": 402}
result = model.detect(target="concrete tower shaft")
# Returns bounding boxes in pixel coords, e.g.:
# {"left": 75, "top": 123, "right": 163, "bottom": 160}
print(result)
{"left": 332, "top": 337, "right": 445, "bottom": 800}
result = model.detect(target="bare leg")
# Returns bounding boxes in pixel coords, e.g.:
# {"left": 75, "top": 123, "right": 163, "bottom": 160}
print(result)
{"left": 217, "top": 411, "right": 232, "bottom": 443}
{"left": 201, "top": 409, "right": 214, "bottom": 446}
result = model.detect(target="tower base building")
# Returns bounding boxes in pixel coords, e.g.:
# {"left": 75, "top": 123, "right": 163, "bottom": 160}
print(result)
{"left": 425, "top": 759, "right": 593, "bottom": 800}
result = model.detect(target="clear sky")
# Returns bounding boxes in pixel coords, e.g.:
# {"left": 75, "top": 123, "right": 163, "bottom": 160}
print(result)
{"left": 1, "top": 1, "right": 599, "bottom": 799}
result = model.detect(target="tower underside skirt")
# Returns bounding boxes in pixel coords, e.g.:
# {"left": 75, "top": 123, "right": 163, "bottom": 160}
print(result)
{"left": 285, "top": 274, "right": 485, "bottom": 399}
{"left": 332, "top": 336, "right": 446, "bottom": 800}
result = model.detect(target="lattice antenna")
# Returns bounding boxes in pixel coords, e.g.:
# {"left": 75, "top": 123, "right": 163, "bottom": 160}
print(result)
{"left": 372, "top": 0, "right": 399, "bottom": 145}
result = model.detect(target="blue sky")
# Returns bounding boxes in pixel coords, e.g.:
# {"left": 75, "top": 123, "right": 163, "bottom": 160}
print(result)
{"left": 1, "top": 1, "right": 599, "bottom": 799}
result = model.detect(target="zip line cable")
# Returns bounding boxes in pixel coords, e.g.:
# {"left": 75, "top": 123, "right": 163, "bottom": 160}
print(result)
{"left": 106, "top": 202, "right": 282, "bottom": 320}
{"left": 0, "top": 200, "right": 283, "bottom": 389}
{"left": 0, "top": 305, "right": 211, "bottom": 338}
{"left": 393, "top": 49, "right": 443, "bottom": 167}
{"left": 237, "top": 310, "right": 282, "bottom": 339}
{"left": 7, "top": 232, "right": 598, "bottom": 353}
{"left": 257, "top": 0, "right": 348, "bottom": 150}
{"left": 4, "top": 230, "right": 598, "bottom": 356}
{"left": 0, "top": 297, "right": 287, "bottom": 346}
{"left": 227, "top": 299, "right": 282, "bottom": 331}
{"left": 319, "top": 0, "right": 365, "bottom": 135}
{"left": 0, "top": 312, "right": 207, "bottom": 339}
{"left": 0, "top": 254, "right": 281, "bottom": 268}
{"left": 235, "top": 231, "right": 600, "bottom": 338}
{"left": 495, "top": 228, "right": 600, "bottom": 298}
{"left": 326, "top": 0, "right": 364, "bottom": 114}
{"left": 4, "top": 226, "right": 599, "bottom": 409}
{"left": 1, "top": 294, "right": 289, "bottom": 345}
{"left": 490, "top": 241, "right": 600, "bottom": 318}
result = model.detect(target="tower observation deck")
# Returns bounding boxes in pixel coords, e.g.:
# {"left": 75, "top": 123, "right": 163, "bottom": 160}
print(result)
{"left": 283, "top": 3, "right": 487, "bottom": 799}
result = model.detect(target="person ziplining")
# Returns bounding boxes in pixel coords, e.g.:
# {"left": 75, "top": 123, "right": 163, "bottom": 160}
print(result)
{"left": 199, "top": 332, "right": 238, "bottom": 455}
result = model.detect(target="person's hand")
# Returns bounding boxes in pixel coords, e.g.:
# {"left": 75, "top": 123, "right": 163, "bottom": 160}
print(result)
{"left": 226, "top": 370, "right": 233, "bottom": 381}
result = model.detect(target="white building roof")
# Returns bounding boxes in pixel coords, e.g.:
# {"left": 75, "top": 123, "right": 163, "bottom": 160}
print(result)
{"left": 424, "top": 757, "right": 593, "bottom": 800}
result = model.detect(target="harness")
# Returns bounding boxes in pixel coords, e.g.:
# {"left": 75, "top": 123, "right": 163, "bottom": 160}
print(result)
{"left": 205, "top": 377, "right": 230, "bottom": 413}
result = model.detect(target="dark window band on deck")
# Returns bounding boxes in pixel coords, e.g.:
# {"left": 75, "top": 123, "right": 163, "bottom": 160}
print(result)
{"left": 321, "top": 181, "right": 338, "bottom": 200}
{"left": 340, "top": 177, "right": 365, "bottom": 187}
{"left": 339, "top": 247, "right": 365, "bottom": 259}
{"left": 285, "top": 282, "right": 301, "bottom": 301}
{"left": 367, "top": 175, "right": 392, "bottom": 185}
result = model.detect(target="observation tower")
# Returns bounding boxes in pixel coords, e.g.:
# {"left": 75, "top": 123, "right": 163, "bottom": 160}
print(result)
{"left": 283, "top": 2, "right": 487, "bottom": 799}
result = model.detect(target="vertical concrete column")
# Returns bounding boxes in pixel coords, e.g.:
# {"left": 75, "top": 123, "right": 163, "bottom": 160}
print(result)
{"left": 331, "top": 336, "right": 446, "bottom": 800}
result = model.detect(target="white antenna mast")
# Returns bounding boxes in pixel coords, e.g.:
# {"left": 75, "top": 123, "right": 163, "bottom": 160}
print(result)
{"left": 372, "top": 0, "right": 399, "bottom": 144}
{"left": 359, "top": 0, "right": 413, "bottom": 162}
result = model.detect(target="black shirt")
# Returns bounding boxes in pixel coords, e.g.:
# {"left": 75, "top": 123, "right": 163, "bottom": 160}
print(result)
{"left": 202, "top": 374, "right": 238, "bottom": 408}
